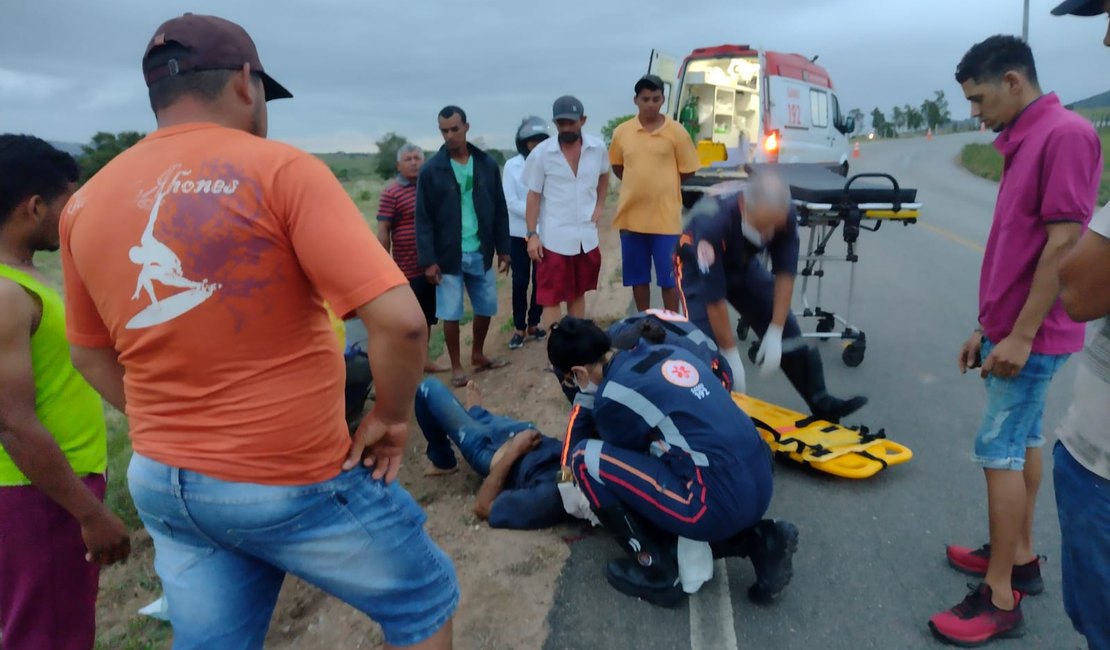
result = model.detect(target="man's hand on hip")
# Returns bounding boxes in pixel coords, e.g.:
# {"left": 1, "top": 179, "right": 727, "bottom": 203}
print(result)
{"left": 345, "top": 411, "right": 410, "bottom": 483}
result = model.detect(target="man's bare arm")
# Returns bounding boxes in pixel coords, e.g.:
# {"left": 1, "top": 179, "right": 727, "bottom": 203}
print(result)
{"left": 1060, "top": 228, "right": 1110, "bottom": 322}
{"left": 0, "top": 282, "right": 129, "bottom": 564}
{"left": 70, "top": 345, "right": 126, "bottom": 413}
{"left": 473, "top": 431, "right": 539, "bottom": 520}
{"left": 473, "top": 456, "right": 516, "bottom": 521}
{"left": 595, "top": 173, "right": 610, "bottom": 211}
{"left": 376, "top": 221, "right": 393, "bottom": 253}
{"left": 357, "top": 285, "right": 427, "bottom": 424}
{"left": 526, "top": 191, "right": 542, "bottom": 234}
{"left": 1011, "top": 222, "right": 1083, "bottom": 340}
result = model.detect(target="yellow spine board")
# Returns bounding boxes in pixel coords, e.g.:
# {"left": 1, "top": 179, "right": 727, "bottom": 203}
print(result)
{"left": 731, "top": 393, "right": 912, "bottom": 479}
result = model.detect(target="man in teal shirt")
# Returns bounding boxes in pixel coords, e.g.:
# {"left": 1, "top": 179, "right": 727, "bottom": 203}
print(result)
{"left": 416, "top": 105, "right": 513, "bottom": 387}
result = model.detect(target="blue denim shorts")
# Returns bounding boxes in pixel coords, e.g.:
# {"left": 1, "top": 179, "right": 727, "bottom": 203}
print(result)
{"left": 620, "top": 231, "right": 680, "bottom": 288}
{"left": 973, "top": 338, "right": 1069, "bottom": 470}
{"left": 127, "top": 453, "right": 458, "bottom": 649}
{"left": 436, "top": 251, "right": 498, "bottom": 321}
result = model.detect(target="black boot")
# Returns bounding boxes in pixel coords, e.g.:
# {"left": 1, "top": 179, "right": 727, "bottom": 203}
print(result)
{"left": 745, "top": 520, "right": 800, "bottom": 604}
{"left": 779, "top": 346, "right": 867, "bottom": 422}
{"left": 593, "top": 504, "right": 685, "bottom": 608}
{"left": 710, "top": 528, "right": 757, "bottom": 559}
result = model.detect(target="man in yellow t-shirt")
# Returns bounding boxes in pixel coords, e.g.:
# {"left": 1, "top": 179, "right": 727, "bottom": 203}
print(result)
{"left": 0, "top": 135, "right": 130, "bottom": 650}
{"left": 610, "top": 74, "right": 701, "bottom": 313}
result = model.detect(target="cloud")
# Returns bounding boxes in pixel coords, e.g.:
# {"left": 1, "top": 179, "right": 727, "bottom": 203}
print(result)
{"left": 2, "top": 0, "right": 1106, "bottom": 151}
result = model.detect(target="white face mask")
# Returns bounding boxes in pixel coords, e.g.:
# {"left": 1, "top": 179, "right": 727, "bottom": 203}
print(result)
{"left": 577, "top": 378, "right": 600, "bottom": 395}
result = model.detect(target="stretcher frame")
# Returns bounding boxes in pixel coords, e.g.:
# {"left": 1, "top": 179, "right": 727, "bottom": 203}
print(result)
{"left": 739, "top": 170, "right": 921, "bottom": 367}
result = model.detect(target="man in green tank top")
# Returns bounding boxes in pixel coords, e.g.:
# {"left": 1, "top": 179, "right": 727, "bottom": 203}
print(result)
{"left": 0, "top": 135, "right": 131, "bottom": 649}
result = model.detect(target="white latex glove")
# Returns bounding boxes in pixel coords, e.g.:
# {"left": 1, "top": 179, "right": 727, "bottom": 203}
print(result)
{"left": 558, "top": 481, "right": 600, "bottom": 527}
{"left": 696, "top": 240, "right": 715, "bottom": 274}
{"left": 721, "top": 346, "right": 747, "bottom": 394}
{"left": 756, "top": 324, "right": 784, "bottom": 376}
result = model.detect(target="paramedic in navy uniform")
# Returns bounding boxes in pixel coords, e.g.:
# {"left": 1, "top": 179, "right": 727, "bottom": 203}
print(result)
{"left": 675, "top": 172, "right": 867, "bottom": 422}
{"left": 548, "top": 316, "right": 798, "bottom": 608}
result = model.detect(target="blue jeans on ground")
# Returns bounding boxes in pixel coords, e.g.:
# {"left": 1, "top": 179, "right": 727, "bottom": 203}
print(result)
{"left": 127, "top": 453, "right": 458, "bottom": 649}
{"left": 1054, "top": 441, "right": 1110, "bottom": 650}
{"left": 414, "top": 377, "right": 536, "bottom": 474}
{"left": 510, "top": 236, "right": 542, "bottom": 332}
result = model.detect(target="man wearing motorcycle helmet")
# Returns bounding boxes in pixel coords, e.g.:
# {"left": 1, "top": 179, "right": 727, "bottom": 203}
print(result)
{"left": 502, "top": 117, "right": 551, "bottom": 349}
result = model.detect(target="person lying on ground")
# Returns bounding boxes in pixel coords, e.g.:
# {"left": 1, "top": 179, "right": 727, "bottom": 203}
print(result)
{"left": 415, "top": 377, "right": 581, "bottom": 530}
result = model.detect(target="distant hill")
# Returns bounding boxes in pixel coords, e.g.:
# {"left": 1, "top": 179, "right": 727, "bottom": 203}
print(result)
{"left": 49, "top": 141, "right": 85, "bottom": 157}
{"left": 1068, "top": 90, "right": 1110, "bottom": 110}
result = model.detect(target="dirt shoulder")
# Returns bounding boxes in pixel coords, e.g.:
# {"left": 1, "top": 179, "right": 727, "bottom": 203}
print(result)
{"left": 95, "top": 209, "right": 628, "bottom": 649}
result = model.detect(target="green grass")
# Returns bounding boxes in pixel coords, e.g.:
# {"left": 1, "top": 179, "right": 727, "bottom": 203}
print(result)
{"left": 104, "top": 410, "right": 140, "bottom": 529}
{"left": 960, "top": 130, "right": 1110, "bottom": 206}
{"left": 93, "top": 616, "right": 172, "bottom": 650}
{"left": 959, "top": 142, "right": 1004, "bottom": 182}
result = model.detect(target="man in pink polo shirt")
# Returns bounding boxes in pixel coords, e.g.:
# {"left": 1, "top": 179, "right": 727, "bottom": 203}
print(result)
{"left": 928, "top": 35, "right": 1102, "bottom": 647}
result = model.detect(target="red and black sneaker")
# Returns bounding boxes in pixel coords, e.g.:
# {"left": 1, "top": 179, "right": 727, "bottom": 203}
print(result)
{"left": 929, "top": 583, "right": 1024, "bottom": 647}
{"left": 945, "top": 544, "right": 1045, "bottom": 595}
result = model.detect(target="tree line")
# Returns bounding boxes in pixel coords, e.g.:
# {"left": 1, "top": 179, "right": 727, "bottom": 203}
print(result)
{"left": 847, "top": 90, "right": 954, "bottom": 138}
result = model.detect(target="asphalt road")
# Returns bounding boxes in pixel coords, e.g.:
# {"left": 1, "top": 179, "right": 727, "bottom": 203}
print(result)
{"left": 543, "top": 132, "right": 1087, "bottom": 650}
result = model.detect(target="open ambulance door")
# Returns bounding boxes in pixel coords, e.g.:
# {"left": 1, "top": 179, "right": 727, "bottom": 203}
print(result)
{"left": 647, "top": 49, "right": 680, "bottom": 114}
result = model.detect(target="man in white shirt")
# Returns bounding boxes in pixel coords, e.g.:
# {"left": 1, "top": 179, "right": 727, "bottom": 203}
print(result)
{"left": 523, "top": 96, "right": 610, "bottom": 328}
{"left": 1050, "top": 4, "right": 1110, "bottom": 648}
{"left": 502, "top": 117, "right": 550, "bottom": 349}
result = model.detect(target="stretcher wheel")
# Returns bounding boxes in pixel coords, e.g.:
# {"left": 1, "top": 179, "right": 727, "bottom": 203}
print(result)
{"left": 816, "top": 317, "right": 835, "bottom": 334}
{"left": 842, "top": 343, "right": 865, "bottom": 367}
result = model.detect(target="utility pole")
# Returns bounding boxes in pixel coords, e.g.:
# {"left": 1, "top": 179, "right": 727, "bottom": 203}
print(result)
{"left": 1023, "top": 0, "right": 1030, "bottom": 42}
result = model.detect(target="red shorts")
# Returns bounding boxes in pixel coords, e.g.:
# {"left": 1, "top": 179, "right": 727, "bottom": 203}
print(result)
{"left": 536, "top": 247, "right": 601, "bottom": 306}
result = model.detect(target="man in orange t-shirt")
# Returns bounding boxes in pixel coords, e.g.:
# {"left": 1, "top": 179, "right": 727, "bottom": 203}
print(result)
{"left": 60, "top": 14, "right": 457, "bottom": 650}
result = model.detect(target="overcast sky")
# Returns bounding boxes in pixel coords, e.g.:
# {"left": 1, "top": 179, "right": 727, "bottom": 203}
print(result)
{"left": 2, "top": 0, "right": 1107, "bottom": 152}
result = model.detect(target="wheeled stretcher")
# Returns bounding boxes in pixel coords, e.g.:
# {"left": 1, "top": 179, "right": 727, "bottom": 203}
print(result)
{"left": 738, "top": 163, "right": 921, "bottom": 367}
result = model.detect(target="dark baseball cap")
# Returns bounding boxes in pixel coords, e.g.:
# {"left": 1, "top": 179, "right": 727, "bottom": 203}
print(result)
{"left": 553, "top": 95, "right": 584, "bottom": 121}
{"left": 635, "top": 74, "right": 665, "bottom": 94}
{"left": 1051, "top": 0, "right": 1105, "bottom": 15}
{"left": 142, "top": 13, "right": 292, "bottom": 101}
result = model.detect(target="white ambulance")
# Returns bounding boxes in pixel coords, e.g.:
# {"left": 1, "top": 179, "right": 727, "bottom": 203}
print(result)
{"left": 649, "top": 44, "right": 856, "bottom": 206}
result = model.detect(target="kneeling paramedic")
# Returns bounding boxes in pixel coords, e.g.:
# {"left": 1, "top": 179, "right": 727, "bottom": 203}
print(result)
{"left": 548, "top": 316, "right": 798, "bottom": 607}
{"left": 675, "top": 172, "right": 867, "bottom": 421}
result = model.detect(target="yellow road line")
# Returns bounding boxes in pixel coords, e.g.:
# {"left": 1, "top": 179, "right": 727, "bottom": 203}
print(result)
{"left": 920, "top": 222, "right": 986, "bottom": 253}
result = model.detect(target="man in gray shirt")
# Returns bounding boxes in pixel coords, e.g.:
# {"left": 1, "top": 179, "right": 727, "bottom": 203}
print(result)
{"left": 1051, "top": 4, "right": 1110, "bottom": 648}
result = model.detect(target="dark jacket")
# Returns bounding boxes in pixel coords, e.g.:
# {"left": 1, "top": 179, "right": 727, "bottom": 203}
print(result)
{"left": 415, "top": 143, "right": 510, "bottom": 275}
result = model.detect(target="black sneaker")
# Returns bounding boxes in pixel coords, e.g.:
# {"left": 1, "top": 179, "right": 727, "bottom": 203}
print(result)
{"left": 508, "top": 332, "right": 525, "bottom": 350}
{"left": 747, "top": 520, "right": 799, "bottom": 604}
{"left": 946, "top": 544, "right": 1046, "bottom": 596}
{"left": 605, "top": 559, "right": 685, "bottom": 608}
{"left": 528, "top": 326, "right": 547, "bottom": 341}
